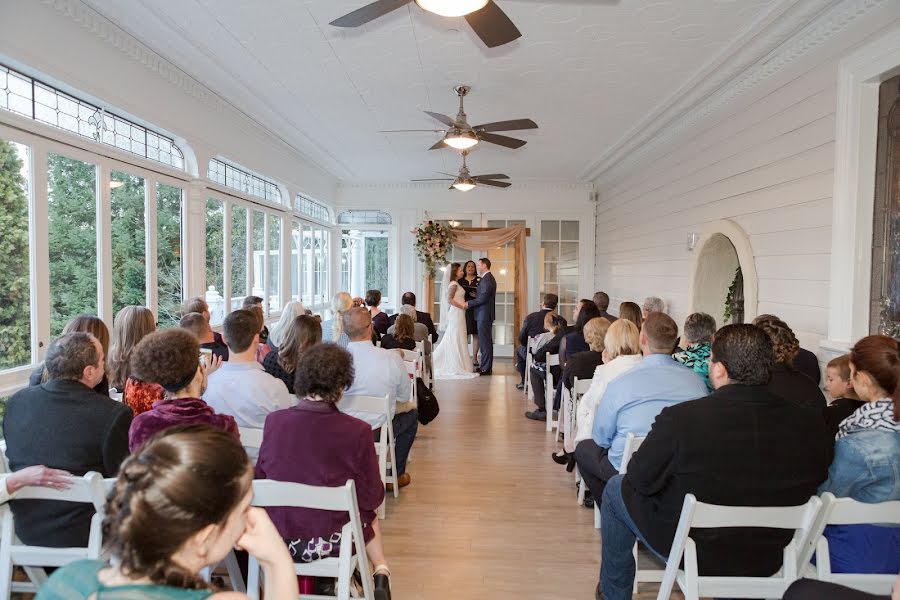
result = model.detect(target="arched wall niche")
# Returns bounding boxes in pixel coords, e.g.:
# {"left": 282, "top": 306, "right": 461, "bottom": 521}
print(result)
{"left": 688, "top": 219, "right": 759, "bottom": 326}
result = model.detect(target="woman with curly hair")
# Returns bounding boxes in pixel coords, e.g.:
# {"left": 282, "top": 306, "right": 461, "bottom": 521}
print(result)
{"left": 380, "top": 314, "right": 417, "bottom": 351}
{"left": 127, "top": 329, "right": 238, "bottom": 452}
{"left": 256, "top": 343, "right": 392, "bottom": 599}
{"left": 754, "top": 314, "right": 826, "bottom": 411}
{"left": 35, "top": 426, "right": 297, "bottom": 600}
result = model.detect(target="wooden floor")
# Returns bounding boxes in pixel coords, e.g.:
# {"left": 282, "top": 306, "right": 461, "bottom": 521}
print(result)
{"left": 381, "top": 359, "right": 607, "bottom": 599}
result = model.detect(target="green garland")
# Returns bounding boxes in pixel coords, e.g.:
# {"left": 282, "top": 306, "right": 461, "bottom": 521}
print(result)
{"left": 724, "top": 266, "right": 742, "bottom": 323}
{"left": 412, "top": 220, "right": 454, "bottom": 277}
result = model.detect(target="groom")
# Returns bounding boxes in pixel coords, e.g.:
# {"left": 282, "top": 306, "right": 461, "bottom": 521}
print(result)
{"left": 464, "top": 257, "right": 497, "bottom": 375}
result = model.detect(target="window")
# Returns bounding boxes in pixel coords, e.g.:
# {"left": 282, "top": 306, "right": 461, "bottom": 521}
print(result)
{"left": 315, "top": 228, "right": 328, "bottom": 307}
{"left": 297, "top": 194, "right": 331, "bottom": 223}
{"left": 111, "top": 171, "right": 147, "bottom": 315}
{"left": 0, "top": 138, "right": 32, "bottom": 370}
{"left": 207, "top": 158, "right": 282, "bottom": 204}
{"left": 341, "top": 228, "right": 389, "bottom": 305}
{"left": 252, "top": 210, "right": 265, "bottom": 307}
{"left": 338, "top": 210, "right": 391, "bottom": 225}
{"left": 205, "top": 198, "right": 225, "bottom": 325}
{"left": 231, "top": 205, "right": 249, "bottom": 310}
{"left": 486, "top": 219, "right": 525, "bottom": 346}
{"left": 48, "top": 153, "right": 97, "bottom": 336}
{"left": 268, "top": 214, "right": 281, "bottom": 314}
{"left": 156, "top": 184, "right": 183, "bottom": 327}
{"left": 541, "top": 220, "right": 580, "bottom": 321}
{"left": 1, "top": 64, "right": 184, "bottom": 170}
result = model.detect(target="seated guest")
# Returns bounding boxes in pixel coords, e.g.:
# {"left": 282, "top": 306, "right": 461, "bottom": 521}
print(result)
{"left": 243, "top": 302, "right": 273, "bottom": 362}
{"left": 387, "top": 305, "right": 429, "bottom": 342}
{"left": 673, "top": 312, "right": 717, "bottom": 391}
{"left": 515, "top": 293, "right": 558, "bottom": 390}
{"left": 3, "top": 332, "right": 132, "bottom": 548}
{"left": 127, "top": 329, "right": 238, "bottom": 452}
{"left": 560, "top": 299, "right": 602, "bottom": 366}
{"left": 641, "top": 296, "right": 666, "bottom": 319}
{"left": 554, "top": 317, "right": 610, "bottom": 465}
{"left": 321, "top": 292, "right": 353, "bottom": 347}
{"left": 0, "top": 466, "right": 72, "bottom": 505}
{"left": 256, "top": 343, "right": 392, "bottom": 598}
{"left": 29, "top": 314, "right": 111, "bottom": 395}
{"left": 618, "top": 301, "right": 643, "bottom": 330}
{"left": 817, "top": 335, "right": 900, "bottom": 576}
{"left": 388, "top": 292, "right": 438, "bottom": 343}
{"left": 366, "top": 289, "right": 390, "bottom": 336}
{"left": 344, "top": 308, "right": 417, "bottom": 489}
{"left": 181, "top": 296, "right": 226, "bottom": 345}
{"left": 597, "top": 324, "right": 830, "bottom": 600}
{"left": 823, "top": 354, "right": 865, "bottom": 437}
{"left": 593, "top": 291, "right": 617, "bottom": 322}
{"left": 267, "top": 300, "right": 307, "bottom": 353}
{"left": 755, "top": 315, "right": 827, "bottom": 410}
{"left": 108, "top": 306, "right": 165, "bottom": 415}
{"left": 262, "top": 315, "right": 322, "bottom": 394}
{"left": 754, "top": 313, "right": 821, "bottom": 383}
{"left": 380, "top": 314, "right": 417, "bottom": 351}
{"left": 525, "top": 313, "right": 568, "bottom": 421}
{"left": 784, "top": 578, "right": 896, "bottom": 600}
{"left": 39, "top": 426, "right": 297, "bottom": 599}
{"left": 203, "top": 309, "right": 295, "bottom": 432}
{"left": 179, "top": 311, "right": 229, "bottom": 362}
{"left": 575, "top": 312, "right": 707, "bottom": 509}
{"left": 572, "top": 319, "right": 642, "bottom": 467}
{"left": 241, "top": 295, "right": 269, "bottom": 343}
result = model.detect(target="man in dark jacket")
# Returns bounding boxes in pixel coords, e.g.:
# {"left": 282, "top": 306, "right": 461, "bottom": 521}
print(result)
{"left": 515, "top": 293, "right": 558, "bottom": 389}
{"left": 388, "top": 292, "right": 438, "bottom": 343}
{"left": 3, "top": 332, "right": 132, "bottom": 548}
{"left": 596, "top": 324, "right": 831, "bottom": 600}
{"left": 593, "top": 291, "right": 618, "bottom": 323}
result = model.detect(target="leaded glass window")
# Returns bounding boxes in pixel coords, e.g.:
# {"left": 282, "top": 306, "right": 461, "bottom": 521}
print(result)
{"left": 207, "top": 158, "right": 282, "bottom": 204}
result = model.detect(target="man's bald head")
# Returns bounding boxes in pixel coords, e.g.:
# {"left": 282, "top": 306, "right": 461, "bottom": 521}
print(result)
{"left": 343, "top": 307, "right": 372, "bottom": 341}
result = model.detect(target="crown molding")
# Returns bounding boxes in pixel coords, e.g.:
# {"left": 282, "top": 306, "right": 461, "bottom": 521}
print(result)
{"left": 583, "top": 0, "right": 890, "bottom": 186}
{"left": 336, "top": 181, "right": 594, "bottom": 193}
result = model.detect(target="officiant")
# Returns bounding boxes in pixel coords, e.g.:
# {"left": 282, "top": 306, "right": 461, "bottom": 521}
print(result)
{"left": 458, "top": 260, "right": 481, "bottom": 367}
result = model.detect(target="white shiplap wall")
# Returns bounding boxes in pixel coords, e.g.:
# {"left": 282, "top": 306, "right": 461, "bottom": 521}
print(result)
{"left": 593, "top": 12, "right": 900, "bottom": 358}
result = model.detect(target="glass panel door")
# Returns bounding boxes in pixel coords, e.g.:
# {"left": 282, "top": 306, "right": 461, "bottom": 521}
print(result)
{"left": 156, "top": 183, "right": 182, "bottom": 327}
{"left": 110, "top": 170, "right": 147, "bottom": 315}
{"left": 0, "top": 138, "right": 32, "bottom": 370}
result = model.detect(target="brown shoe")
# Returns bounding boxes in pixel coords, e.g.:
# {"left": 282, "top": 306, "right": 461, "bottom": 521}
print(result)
{"left": 398, "top": 473, "right": 411, "bottom": 488}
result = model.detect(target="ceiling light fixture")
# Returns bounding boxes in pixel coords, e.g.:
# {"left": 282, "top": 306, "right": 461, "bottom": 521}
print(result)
{"left": 110, "top": 180, "right": 125, "bottom": 189}
{"left": 452, "top": 178, "right": 476, "bottom": 192}
{"left": 415, "top": 0, "right": 489, "bottom": 17}
{"left": 444, "top": 129, "right": 479, "bottom": 150}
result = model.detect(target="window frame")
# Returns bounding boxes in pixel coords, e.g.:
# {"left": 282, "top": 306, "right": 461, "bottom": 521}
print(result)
{"left": 339, "top": 221, "right": 398, "bottom": 312}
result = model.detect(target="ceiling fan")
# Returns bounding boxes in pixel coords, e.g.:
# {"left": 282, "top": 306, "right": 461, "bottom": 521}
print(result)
{"left": 412, "top": 150, "right": 511, "bottom": 191}
{"left": 384, "top": 85, "right": 537, "bottom": 151}
{"left": 330, "top": 0, "right": 521, "bottom": 48}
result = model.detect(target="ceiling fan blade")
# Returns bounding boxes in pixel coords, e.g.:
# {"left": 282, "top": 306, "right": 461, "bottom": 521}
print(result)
{"left": 464, "top": 1, "right": 522, "bottom": 48}
{"left": 472, "top": 173, "right": 509, "bottom": 180}
{"left": 412, "top": 178, "right": 453, "bottom": 182}
{"left": 424, "top": 111, "right": 458, "bottom": 128}
{"left": 428, "top": 140, "right": 446, "bottom": 150}
{"left": 474, "top": 119, "right": 538, "bottom": 133}
{"left": 330, "top": 0, "right": 413, "bottom": 27}
{"left": 380, "top": 129, "right": 446, "bottom": 133}
{"left": 474, "top": 179, "right": 512, "bottom": 188}
{"left": 478, "top": 132, "right": 527, "bottom": 149}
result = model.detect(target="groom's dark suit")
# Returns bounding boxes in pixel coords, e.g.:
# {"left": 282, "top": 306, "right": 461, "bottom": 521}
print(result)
{"left": 467, "top": 271, "right": 497, "bottom": 372}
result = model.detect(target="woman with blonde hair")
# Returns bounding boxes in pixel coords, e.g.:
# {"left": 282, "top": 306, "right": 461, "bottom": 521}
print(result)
{"left": 321, "top": 292, "right": 353, "bottom": 348}
{"left": 267, "top": 300, "right": 307, "bottom": 352}
{"left": 29, "top": 315, "right": 112, "bottom": 394}
{"left": 571, "top": 319, "right": 642, "bottom": 503}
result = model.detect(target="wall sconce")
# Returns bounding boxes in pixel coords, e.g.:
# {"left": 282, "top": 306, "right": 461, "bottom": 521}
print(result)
{"left": 686, "top": 232, "right": 699, "bottom": 251}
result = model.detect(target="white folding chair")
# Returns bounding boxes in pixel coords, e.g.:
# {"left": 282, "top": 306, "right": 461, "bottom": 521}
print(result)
{"left": 617, "top": 434, "right": 663, "bottom": 591}
{"left": 108, "top": 388, "right": 123, "bottom": 402}
{"left": 337, "top": 394, "right": 396, "bottom": 518}
{"left": 401, "top": 356, "right": 419, "bottom": 404}
{"left": 524, "top": 336, "right": 536, "bottom": 399}
{"left": 545, "top": 353, "right": 560, "bottom": 432}
{"left": 247, "top": 479, "right": 374, "bottom": 600}
{"left": 0, "top": 440, "right": 9, "bottom": 474}
{"left": 238, "top": 426, "right": 264, "bottom": 464}
{"left": 655, "top": 494, "right": 822, "bottom": 600}
{"left": 572, "top": 377, "right": 595, "bottom": 506}
{"left": 0, "top": 472, "right": 107, "bottom": 598}
{"left": 804, "top": 493, "right": 900, "bottom": 595}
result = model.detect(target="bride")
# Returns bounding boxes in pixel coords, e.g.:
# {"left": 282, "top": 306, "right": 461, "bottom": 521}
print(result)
{"left": 433, "top": 262, "right": 479, "bottom": 380}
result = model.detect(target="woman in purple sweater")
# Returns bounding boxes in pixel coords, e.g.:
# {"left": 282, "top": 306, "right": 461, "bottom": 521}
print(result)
{"left": 127, "top": 329, "right": 239, "bottom": 452}
{"left": 256, "top": 343, "right": 392, "bottom": 600}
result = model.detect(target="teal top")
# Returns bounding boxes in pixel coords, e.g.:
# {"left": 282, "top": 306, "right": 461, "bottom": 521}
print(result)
{"left": 36, "top": 560, "right": 214, "bottom": 600}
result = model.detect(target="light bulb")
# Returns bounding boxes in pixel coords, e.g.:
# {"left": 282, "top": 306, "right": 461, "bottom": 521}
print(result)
{"left": 452, "top": 181, "right": 476, "bottom": 192}
{"left": 444, "top": 132, "right": 479, "bottom": 150}
{"left": 415, "top": 0, "right": 489, "bottom": 17}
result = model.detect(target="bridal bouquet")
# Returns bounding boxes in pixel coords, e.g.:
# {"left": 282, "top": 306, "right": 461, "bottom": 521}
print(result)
{"left": 413, "top": 220, "right": 454, "bottom": 277}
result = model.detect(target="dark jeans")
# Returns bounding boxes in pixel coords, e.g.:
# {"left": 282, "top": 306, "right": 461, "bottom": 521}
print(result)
{"left": 574, "top": 440, "right": 619, "bottom": 504}
{"left": 784, "top": 579, "right": 888, "bottom": 600}
{"left": 529, "top": 365, "right": 561, "bottom": 411}
{"left": 516, "top": 346, "right": 527, "bottom": 383}
{"left": 391, "top": 410, "right": 418, "bottom": 476}
{"left": 599, "top": 475, "right": 667, "bottom": 600}
{"left": 477, "top": 318, "right": 493, "bottom": 372}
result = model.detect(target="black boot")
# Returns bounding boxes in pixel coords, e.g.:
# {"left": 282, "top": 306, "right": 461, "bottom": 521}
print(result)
{"left": 374, "top": 573, "right": 391, "bottom": 600}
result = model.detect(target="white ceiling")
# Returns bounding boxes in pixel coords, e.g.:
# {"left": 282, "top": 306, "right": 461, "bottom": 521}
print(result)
{"left": 82, "top": 0, "right": 800, "bottom": 184}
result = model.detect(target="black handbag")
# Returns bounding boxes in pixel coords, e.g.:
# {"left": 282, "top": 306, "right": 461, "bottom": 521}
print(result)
{"left": 416, "top": 377, "right": 440, "bottom": 425}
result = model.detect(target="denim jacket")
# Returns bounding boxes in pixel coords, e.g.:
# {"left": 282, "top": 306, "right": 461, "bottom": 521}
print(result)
{"left": 818, "top": 430, "right": 900, "bottom": 502}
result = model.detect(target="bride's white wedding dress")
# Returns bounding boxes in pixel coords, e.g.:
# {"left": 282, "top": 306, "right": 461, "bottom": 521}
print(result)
{"left": 433, "top": 282, "right": 479, "bottom": 380}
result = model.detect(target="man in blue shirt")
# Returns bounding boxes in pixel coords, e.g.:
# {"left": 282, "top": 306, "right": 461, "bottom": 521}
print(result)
{"left": 574, "top": 312, "right": 707, "bottom": 508}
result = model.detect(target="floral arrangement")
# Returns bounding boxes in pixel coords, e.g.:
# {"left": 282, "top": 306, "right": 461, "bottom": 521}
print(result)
{"left": 413, "top": 220, "right": 454, "bottom": 277}
{"left": 724, "top": 266, "right": 742, "bottom": 323}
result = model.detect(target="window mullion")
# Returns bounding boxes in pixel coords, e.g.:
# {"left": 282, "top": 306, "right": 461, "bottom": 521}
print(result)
{"left": 223, "top": 200, "right": 232, "bottom": 319}
{"left": 145, "top": 177, "right": 158, "bottom": 321}
{"left": 97, "top": 162, "right": 113, "bottom": 327}
{"left": 31, "top": 141, "right": 50, "bottom": 361}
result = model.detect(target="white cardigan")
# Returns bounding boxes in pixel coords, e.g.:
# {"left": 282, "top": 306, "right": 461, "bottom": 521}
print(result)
{"left": 573, "top": 354, "right": 643, "bottom": 446}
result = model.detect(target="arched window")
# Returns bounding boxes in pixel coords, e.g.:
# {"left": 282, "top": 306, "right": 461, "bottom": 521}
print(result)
{"left": 1, "top": 64, "right": 185, "bottom": 170}
{"left": 296, "top": 194, "right": 332, "bottom": 223}
{"left": 207, "top": 158, "right": 282, "bottom": 204}
{"left": 337, "top": 210, "right": 392, "bottom": 225}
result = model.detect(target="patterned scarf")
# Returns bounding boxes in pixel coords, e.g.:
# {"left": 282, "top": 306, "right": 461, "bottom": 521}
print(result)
{"left": 836, "top": 398, "right": 900, "bottom": 440}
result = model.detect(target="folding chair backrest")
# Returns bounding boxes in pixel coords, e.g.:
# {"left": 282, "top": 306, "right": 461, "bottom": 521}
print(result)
{"left": 0, "top": 441, "right": 8, "bottom": 475}
{"left": 239, "top": 427, "right": 265, "bottom": 454}
{"left": 337, "top": 394, "right": 391, "bottom": 424}
{"left": 547, "top": 353, "right": 560, "bottom": 367}
{"left": 251, "top": 479, "right": 354, "bottom": 511}
{"left": 619, "top": 433, "right": 646, "bottom": 475}
{"left": 11, "top": 471, "right": 107, "bottom": 513}
{"left": 401, "top": 350, "right": 418, "bottom": 363}
{"left": 573, "top": 377, "right": 593, "bottom": 397}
